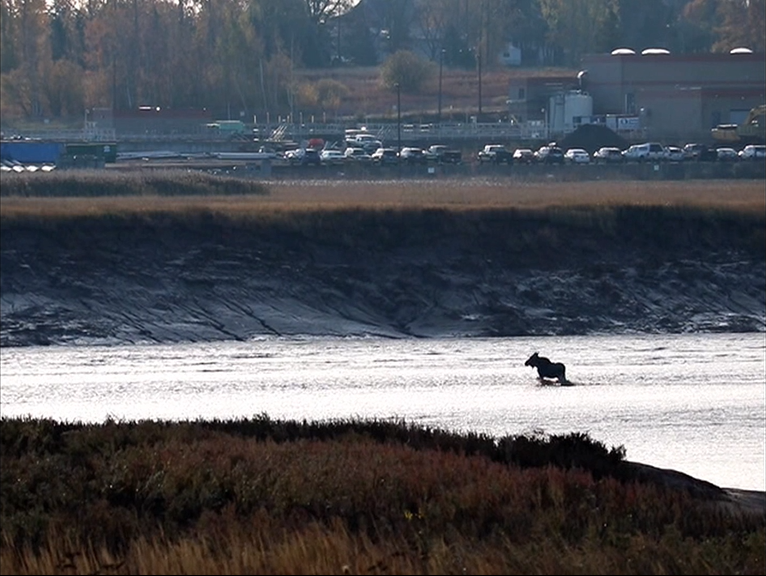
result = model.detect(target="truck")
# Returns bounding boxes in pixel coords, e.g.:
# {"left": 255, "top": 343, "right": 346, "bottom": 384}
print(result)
{"left": 711, "top": 105, "right": 765, "bottom": 145}
{"left": 205, "top": 120, "right": 247, "bottom": 137}
{"left": 477, "top": 144, "right": 513, "bottom": 164}
{"left": 424, "top": 144, "right": 462, "bottom": 164}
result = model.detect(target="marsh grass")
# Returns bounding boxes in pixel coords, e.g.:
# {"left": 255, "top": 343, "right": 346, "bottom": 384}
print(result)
{"left": 261, "top": 178, "right": 766, "bottom": 212}
{"left": 1, "top": 172, "right": 763, "bottom": 230}
{"left": 1, "top": 172, "right": 763, "bottom": 215}
{"left": 0, "top": 416, "right": 763, "bottom": 575}
{"left": 1, "top": 173, "right": 763, "bottom": 274}
{"left": 0, "top": 170, "right": 268, "bottom": 200}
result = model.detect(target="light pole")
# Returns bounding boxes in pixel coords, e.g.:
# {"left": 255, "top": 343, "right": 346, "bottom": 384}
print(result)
{"left": 438, "top": 48, "right": 445, "bottom": 123}
{"left": 477, "top": 48, "right": 482, "bottom": 117}
{"left": 396, "top": 82, "right": 401, "bottom": 157}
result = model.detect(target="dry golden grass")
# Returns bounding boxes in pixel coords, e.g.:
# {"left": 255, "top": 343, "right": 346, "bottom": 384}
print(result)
{"left": 260, "top": 178, "right": 766, "bottom": 211}
{"left": 9, "top": 517, "right": 755, "bottom": 576}
{"left": 1, "top": 179, "right": 763, "bottom": 219}
{"left": 294, "top": 65, "right": 575, "bottom": 120}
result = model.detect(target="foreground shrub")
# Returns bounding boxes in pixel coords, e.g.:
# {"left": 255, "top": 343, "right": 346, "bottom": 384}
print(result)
{"left": 1, "top": 416, "right": 763, "bottom": 574}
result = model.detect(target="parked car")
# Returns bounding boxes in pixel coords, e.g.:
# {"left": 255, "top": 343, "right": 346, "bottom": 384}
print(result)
{"left": 346, "top": 133, "right": 382, "bottom": 153}
{"left": 592, "top": 146, "right": 624, "bottom": 163}
{"left": 512, "top": 148, "right": 535, "bottom": 164}
{"left": 738, "top": 144, "right": 766, "bottom": 161}
{"left": 564, "top": 148, "right": 591, "bottom": 164}
{"left": 534, "top": 144, "right": 564, "bottom": 164}
{"left": 283, "top": 148, "right": 300, "bottom": 163}
{"left": 371, "top": 147, "right": 399, "bottom": 165}
{"left": 343, "top": 147, "right": 372, "bottom": 163}
{"left": 285, "top": 147, "right": 321, "bottom": 166}
{"left": 302, "top": 148, "right": 322, "bottom": 166}
{"left": 682, "top": 143, "right": 716, "bottom": 162}
{"left": 622, "top": 142, "right": 665, "bottom": 162}
{"left": 716, "top": 147, "right": 739, "bottom": 162}
{"left": 663, "top": 145, "right": 685, "bottom": 162}
{"left": 477, "top": 144, "right": 513, "bottom": 164}
{"left": 423, "top": 144, "right": 444, "bottom": 162}
{"left": 319, "top": 149, "right": 345, "bottom": 165}
{"left": 424, "top": 144, "right": 462, "bottom": 164}
{"left": 399, "top": 147, "right": 427, "bottom": 164}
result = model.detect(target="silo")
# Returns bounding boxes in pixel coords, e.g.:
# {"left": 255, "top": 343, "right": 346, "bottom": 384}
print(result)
{"left": 564, "top": 91, "right": 593, "bottom": 133}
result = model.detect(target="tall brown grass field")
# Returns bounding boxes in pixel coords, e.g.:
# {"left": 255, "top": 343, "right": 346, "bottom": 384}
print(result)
{"left": 1, "top": 173, "right": 764, "bottom": 219}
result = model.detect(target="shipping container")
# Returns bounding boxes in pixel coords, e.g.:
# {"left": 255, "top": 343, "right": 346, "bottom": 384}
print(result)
{"left": 0, "top": 141, "right": 64, "bottom": 164}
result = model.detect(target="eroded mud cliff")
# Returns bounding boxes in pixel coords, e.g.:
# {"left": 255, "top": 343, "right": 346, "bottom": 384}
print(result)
{"left": 1, "top": 207, "right": 764, "bottom": 346}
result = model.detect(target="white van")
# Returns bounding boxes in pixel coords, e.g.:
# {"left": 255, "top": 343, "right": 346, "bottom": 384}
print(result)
{"left": 622, "top": 142, "right": 665, "bottom": 162}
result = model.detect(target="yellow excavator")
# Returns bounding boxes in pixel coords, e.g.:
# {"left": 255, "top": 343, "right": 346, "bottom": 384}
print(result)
{"left": 711, "top": 104, "right": 766, "bottom": 145}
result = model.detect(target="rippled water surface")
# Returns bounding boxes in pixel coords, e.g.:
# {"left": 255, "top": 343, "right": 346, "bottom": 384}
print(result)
{"left": 2, "top": 333, "right": 764, "bottom": 491}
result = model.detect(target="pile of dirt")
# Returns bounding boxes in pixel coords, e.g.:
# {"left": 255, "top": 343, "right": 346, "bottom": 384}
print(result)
{"left": 559, "top": 124, "right": 628, "bottom": 154}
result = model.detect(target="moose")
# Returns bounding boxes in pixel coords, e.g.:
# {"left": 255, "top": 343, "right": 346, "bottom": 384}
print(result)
{"left": 524, "top": 352, "right": 570, "bottom": 385}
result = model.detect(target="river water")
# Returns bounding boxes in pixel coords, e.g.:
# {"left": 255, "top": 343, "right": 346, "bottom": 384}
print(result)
{"left": 1, "top": 332, "right": 764, "bottom": 491}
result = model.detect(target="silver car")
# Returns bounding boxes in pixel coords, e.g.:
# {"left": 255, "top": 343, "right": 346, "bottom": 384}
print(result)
{"left": 716, "top": 147, "right": 739, "bottom": 162}
{"left": 593, "top": 147, "right": 623, "bottom": 163}
{"left": 738, "top": 144, "right": 766, "bottom": 161}
{"left": 663, "top": 146, "right": 685, "bottom": 162}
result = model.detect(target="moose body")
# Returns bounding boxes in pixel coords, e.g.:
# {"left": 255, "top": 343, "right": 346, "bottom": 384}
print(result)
{"left": 525, "top": 353, "right": 568, "bottom": 385}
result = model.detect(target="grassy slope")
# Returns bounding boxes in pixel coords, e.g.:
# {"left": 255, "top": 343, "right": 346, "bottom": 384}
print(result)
{"left": 0, "top": 417, "right": 763, "bottom": 575}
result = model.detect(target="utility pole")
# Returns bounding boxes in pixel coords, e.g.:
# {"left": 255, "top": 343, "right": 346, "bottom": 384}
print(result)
{"left": 438, "top": 48, "right": 445, "bottom": 123}
{"left": 478, "top": 0, "right": 484, "bottom": 119}
{"left": 396, "top": 82, "right": 401, "bottom": 177}
{"left": 477, "top": 50, "right": 482, "bottom": 117}
{"left": 396, "top": 83, "right": 402, "bottom": 152}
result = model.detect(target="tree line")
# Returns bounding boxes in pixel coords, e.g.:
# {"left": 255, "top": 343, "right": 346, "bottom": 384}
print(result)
{"left": 0, "top": 0, "right": 763, "bottom": 123}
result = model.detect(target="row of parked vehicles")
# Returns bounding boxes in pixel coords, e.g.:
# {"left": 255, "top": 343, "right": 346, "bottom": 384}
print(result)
{"left": 477, "top": 142, "right": 766, "bottom": 165}
{"left": 281, "top": 137, "right": 765, "bottom": 168}
{"left": 616, "top": 142, "right": 765, "bottom": 163}
{"left": 284, "top": 143, "right": 464, "bottom": 167}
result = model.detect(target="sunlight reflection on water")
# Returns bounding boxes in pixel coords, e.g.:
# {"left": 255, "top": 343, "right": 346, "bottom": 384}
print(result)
{"left": 1, "top": 332, "right": 764, "bottom": 491}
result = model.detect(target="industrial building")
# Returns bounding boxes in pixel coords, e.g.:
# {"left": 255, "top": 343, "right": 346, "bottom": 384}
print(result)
{"left": 507, "top": 50, "right": 765, "bottom": 143}
{"left": 580, "top": 49, "right": 765, "bottom": 142}
{"left": 506, "top": 75, "right": 580, "bottom": 127}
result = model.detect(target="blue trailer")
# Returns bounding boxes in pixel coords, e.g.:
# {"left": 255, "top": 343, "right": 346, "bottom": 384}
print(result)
{"left": 0, "top": 140, "right": 64, "bottom": 164}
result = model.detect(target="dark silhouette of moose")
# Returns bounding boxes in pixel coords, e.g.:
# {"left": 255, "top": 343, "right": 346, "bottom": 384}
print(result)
{"left": 524, "top": 352, "right": 569, "bottom": 385}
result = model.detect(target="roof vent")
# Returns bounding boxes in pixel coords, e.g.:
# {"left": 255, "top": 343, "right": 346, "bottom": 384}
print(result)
{"left": 577, "top": 70, "right": 588, "bottom": 90}
{"left": 641, "top": 48, "right": 670, "bottom": 55}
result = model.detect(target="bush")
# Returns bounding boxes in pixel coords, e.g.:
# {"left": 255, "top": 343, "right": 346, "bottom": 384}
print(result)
{"left": 379, "top": 50, "right": 435, "bottom": 94}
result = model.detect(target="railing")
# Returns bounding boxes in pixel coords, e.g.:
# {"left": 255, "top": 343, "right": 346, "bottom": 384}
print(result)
{"left": 10, "top": 128, "right": 117, "bottom": 142}
{"left": 259, "top": 121, "right": 551, "bottom": 143}
{"left": 14, "top": 121, "right": 554, "bottom": 144}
